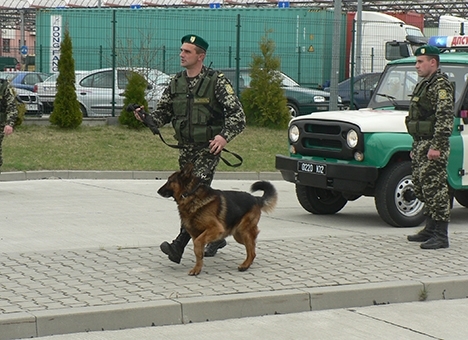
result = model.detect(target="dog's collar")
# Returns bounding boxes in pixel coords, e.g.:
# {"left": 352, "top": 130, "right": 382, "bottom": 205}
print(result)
{"left": 181, "top": 183, "right": 203, "bottom": 199}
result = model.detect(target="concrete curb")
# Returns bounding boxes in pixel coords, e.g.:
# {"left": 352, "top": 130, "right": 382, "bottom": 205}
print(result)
{"left": 0, "top": 171, "right": 283, "bottom": 182}
{"left": 2, "top": 277, "right": 467, "bottom": 339}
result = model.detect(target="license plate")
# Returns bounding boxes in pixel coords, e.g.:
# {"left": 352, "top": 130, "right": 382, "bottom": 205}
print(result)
{"left": 298, "top": 161, "right": 327, "bottom": 175}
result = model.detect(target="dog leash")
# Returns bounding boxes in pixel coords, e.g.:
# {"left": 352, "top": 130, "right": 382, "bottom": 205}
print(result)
{"left": 131, "top": 105, "right": 243, "bottom": 168}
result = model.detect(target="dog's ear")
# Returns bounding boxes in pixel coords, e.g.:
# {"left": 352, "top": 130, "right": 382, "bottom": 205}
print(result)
{"left": 181, "top": 162, "right": 195, "bottom": 180}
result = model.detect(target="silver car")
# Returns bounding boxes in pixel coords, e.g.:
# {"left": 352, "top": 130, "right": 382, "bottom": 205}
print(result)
{"left": 35, "top": 68, "right": 171, "bottom": 117}
{"left": 15, "top": 87, "right": 43, "bottom": 116}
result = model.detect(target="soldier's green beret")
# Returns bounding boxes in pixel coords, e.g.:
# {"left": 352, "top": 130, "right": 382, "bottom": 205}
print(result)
{"left": 181, "top": 34, "right": 209, "bottom": 51}
{"left": 415, "top": 45, "right": 440, "bottom": 56}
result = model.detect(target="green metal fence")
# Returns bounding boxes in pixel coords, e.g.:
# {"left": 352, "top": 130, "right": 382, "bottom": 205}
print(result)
{"left": 35, "top": 7, "right": 348, "bottom": 88}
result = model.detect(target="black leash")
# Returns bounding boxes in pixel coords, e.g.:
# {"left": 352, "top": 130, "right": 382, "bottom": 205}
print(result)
{"left": 127, "top": 104, "right": 243, "bottom": 168}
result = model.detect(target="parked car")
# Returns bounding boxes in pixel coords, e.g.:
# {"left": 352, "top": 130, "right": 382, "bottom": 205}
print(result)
{"left": 0, "top": 56, "right": 20, "bottom": 71}
{"left": 324, "top": 73, "right": 382, "bottom": 110}
{"left": 34, "top": 68, "right": 171, "bottom": 117}
{"left": 15, "top": 87, "right": 43, "bottom": 116}
{"left": 220, "top": 68, "right": 343, "bottom": 118}
{"left": 0, "top": 71, "right": 51, "bottom": 92}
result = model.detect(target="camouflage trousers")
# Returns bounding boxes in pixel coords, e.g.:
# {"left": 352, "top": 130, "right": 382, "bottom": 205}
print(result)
{"left": 178, "top": 144, "right": 220, "bottom": 185}
{"left": 411, "top": 139, "right": 450, "bottom": 222}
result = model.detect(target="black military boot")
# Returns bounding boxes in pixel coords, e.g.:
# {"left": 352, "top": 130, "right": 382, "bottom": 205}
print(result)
{"left": 160, "top": 227, "right": 191, "bottom": 264}
{"left": 407, "top": 217, "right": 436, "bottom": 242}
{"left": 420, "top": 221, "right": 449, "bottom": 249}
{"left": 204, "top": 239, "right": 227, "bottom": 257}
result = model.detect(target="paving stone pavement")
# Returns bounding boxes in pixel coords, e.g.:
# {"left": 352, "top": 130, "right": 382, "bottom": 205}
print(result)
{"left": 1, "top": 173, "right": 468, "bottom": 339}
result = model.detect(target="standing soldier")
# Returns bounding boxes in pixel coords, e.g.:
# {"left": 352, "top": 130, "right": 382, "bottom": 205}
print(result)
{"left": 405, "top": 45, "right": 454, "bottom": 249}
{"left": 134, "top": 34, "right": 246, "bottom": 263}
{"left": 0, "top": 78, "right": 18, "bottom": 171}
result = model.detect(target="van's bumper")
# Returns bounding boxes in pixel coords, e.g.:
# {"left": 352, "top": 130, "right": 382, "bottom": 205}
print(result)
{"left": 275, "top": 154, "right": 379, "bottom": 193}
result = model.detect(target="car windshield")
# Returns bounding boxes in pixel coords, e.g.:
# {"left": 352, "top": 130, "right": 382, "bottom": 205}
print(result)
{"left": 0, "top": 72, "right": 18, "bottom": 81}
{"left": 369, "top": 63, "right": 468, "bottom": 108}
{"left": 43, "top": 71, "right": 88, "bottom": 83}
{"left": 146, "top": 70, "right": 171, "bottom": 86}
{"left": 280, "top": 72, "right": 300, "bottom": 87}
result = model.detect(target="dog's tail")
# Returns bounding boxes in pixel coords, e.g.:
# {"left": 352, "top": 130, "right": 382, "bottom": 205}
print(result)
{"left": 250, "top": 181, "right": 278, "bottom": 213}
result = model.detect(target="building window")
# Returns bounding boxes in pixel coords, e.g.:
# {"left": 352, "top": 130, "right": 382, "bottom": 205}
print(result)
{"left": 3, "top": 39, "right": 10, "bottom": 53}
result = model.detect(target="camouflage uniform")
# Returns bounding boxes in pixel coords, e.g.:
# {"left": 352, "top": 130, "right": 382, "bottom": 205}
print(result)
{"left": 0, "top": 79, "right": 19, "bottom": 168}
{"left": 409, "top": 69, "right": 453, "bottom": 222}
{"left": 148, "top": 65, "right": 245, "bottom": 183}
{"left": 406, "top": 62, "right": 454, "bottom": 249}
{"left": 149, "top": 64, "right": 245, "bottom": 263}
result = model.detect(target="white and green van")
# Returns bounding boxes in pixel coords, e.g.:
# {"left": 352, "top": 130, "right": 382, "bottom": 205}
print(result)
{"left": 276, "top": 36, "right": 468, "bottom": 227}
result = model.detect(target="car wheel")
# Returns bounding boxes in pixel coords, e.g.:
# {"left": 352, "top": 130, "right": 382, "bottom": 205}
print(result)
{"left": 287, "top": 102, "right": 299, "bottom": 118}
{"left": 79, "top": 104, "right": 88, "bottom": 117}
{"left": 295, "top": 184, "right": 348, "bottom": 214}
{"left": 374, "top": 161, "right": 425, "bottom": 227}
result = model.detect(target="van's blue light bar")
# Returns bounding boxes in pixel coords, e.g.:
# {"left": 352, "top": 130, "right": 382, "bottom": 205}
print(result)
{"left": 429, "top": 36, "right": 468, "bottom": 48}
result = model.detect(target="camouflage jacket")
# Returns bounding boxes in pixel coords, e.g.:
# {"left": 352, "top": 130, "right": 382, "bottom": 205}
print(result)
{"left": 148, "top": 65, "right": 246, "bottom": 143}
{"left": 409, "top": 69, "right": 454, "bottom": 151}
{"left": 0, "top": 79, "right": 19, "bottom": 127}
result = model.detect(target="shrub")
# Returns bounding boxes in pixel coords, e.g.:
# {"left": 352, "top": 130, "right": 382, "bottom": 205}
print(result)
{"left": 241, "top": 31, "right": 290, "bottom": 129}
{"left": 119, "top": 71, "right": 148, "bottom": 130}
{"left": 49, "top": 26, "right": 82, "bottom": 129}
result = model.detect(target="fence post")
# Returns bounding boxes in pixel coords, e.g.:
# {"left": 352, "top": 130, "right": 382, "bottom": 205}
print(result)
{"left": 111, "top": 9, "right": 116, "bottom": 117}
{"left": 235, "top": 14, "right": 241, "bottom": 95}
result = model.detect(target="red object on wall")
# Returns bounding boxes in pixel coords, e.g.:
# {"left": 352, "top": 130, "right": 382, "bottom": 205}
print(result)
{"left": 386, "top": 12, "right": 425, "bottom": 31}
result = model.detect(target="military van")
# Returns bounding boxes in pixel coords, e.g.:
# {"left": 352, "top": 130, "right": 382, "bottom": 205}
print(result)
{"left": 275, "top": 35, "right": 468, "bottom": 227}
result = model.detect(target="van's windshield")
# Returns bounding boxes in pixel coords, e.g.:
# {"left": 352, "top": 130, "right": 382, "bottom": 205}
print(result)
{"left": 368, "top": 63, "right": 468, "bottom": 109}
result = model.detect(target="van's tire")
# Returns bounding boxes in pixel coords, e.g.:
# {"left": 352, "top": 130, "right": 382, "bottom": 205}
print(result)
{"left": 375, "top": 161, "right": 425, "bottom": 227}
{"left": 295, "top": 184, "right": 347, "bottom": 214}
{"left": 454, "top": 191, "right": 468, "bottom": 207}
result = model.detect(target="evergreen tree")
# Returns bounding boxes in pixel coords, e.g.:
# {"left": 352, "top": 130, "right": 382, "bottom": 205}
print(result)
{"left": 119, "top": 71, "right": 148, "bottom": 130}
{"left": 241, "top": 31, "right": 290, "bottom": 129}
{"left": 49, "top": 26, "right": 82, "bottom": 129}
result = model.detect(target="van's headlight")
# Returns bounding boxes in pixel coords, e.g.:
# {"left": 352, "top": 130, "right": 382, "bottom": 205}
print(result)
{"left": 289, "top": 125, "right": 300, "bottom": 143}
{"left": 346, "top": 129, "right": 358, "bottom": 148}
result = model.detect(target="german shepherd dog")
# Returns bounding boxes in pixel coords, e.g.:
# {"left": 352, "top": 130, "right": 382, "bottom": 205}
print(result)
{"left": 157, "top": 163, "right": 278, "bottom": 276}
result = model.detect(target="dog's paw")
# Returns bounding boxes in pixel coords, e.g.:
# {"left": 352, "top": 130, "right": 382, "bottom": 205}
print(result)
{"left": 238, "top": 265, "right": 249, "bottom": 272}
{"left": 189, "top": 267, "right": 202, "bottom": 276}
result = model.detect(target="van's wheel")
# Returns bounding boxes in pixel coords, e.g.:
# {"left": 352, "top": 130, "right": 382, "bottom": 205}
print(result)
{"left": 375, "top": 161, "right": 425, "bottom": 227}
{"left": 454, "top": 191, "right": 468, "bottom": 207}
{"left": 295, "top": 184, "right": 347, "bottom": 214}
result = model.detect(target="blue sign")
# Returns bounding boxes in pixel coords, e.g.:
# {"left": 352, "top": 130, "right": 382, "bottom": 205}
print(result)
{"left": 209, "top": 3, "right": 221, "bottom": 8}
{"left": 130, "top": 4, "right": 141, "bottom": 9}
{"left": 20, "top": 45, "right": 28, "bottom": 55}
{"left": 278, "top": 1, "right": 290, "bottom": 8}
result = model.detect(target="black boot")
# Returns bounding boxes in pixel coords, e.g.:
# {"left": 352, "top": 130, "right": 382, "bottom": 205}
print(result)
{"left": 407, "top": 217, "right": 436, "bottom": 242}
{"left": 420, "top": 221, "right": 449, "bottom": 249}
{"left": 160, "top": 227, "right": 191, "bottom": 264}
{"left": 204, "top": 239, "right": 227, "bottom": 257}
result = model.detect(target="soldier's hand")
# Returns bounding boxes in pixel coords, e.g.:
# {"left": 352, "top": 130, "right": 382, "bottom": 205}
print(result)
{"left": 133, "top": 106, "right": 145, "bottom": 122}
{"left": 4, "top": 125, "right": 13, "bottom": 136}
{"left": 209, "top": 135, "right": 227, "bottom": 155}
{"left": 427, "top": 148, "right": 440, "bottom": 160}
